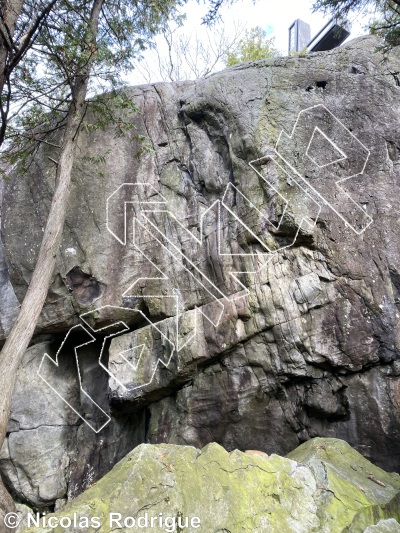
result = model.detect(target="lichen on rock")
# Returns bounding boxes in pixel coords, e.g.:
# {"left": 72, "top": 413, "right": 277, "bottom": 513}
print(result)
{"left": 19, "top": 438, "right": 400, "bottom": 533}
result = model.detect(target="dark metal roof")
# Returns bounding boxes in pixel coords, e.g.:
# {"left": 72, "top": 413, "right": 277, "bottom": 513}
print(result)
{"left": 308, "top": 18, "right": 351, "bottom": 52}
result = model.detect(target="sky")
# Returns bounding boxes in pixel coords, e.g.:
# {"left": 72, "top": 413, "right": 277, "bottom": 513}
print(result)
{"left": 210, "top": 0, "right": 370, "bottom": 52}
{"left": 128, "top": 0, "right": 371, "bottom": 85}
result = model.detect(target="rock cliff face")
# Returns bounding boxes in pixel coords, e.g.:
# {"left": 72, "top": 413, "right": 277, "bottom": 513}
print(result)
{"left": 0, "top": 181, "right": 18, "bottom": 339}
{"left": 1, "top": 36, "right": 400, "bottom": 510}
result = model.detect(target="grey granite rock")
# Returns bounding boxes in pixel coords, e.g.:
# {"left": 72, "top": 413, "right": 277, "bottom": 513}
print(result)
{"left": 364, "top": 519, "right": 400, "bottom": 532}
{"left": 2, "top": 36, "right": 400, "bottom": 508}
{"left": 0, "top": 341, "right": 146, "bottom": 509}
{"left": 18, "top": 438, "right": 400, "bottom": 533}
{"left": 0, "top": 179, "right": 18, "bottom": 340}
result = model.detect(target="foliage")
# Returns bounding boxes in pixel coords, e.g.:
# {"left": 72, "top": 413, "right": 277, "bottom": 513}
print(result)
{"left": 133, "top": 18, "right": 245, "bottom": 82}
{"left": 0, "top": 0, "right": 241, "bottom": 174}
{"left": 312, "top": 0, "right": 400, "bottom": 49}
{"left": 0, "top": 0, "right": 59, "bottom": 145}
{"left": 225, "top": 26, "right": 279, "bottom": 66}
{"left": 1, "top": 0, "right": 187, "bottom": 174}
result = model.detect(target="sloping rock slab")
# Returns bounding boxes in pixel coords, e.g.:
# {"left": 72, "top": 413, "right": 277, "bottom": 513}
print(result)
{"left": 364, "top": 519, "right": 400, "bottom": 532}
{"left": 21, "top": 438, "right": 400, "bottom": 533}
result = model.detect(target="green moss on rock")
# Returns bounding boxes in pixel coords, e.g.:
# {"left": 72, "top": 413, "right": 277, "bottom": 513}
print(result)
{"left": 21, "top": 438, "right": 400, "bottom": 532}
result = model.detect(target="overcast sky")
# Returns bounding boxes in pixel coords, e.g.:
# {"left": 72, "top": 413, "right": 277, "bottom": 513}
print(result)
{"left": 218, "top": 0, "right": 369, "bottom": 50}
{"left": 129, "top": 0, "right": 370, "bottom": 84}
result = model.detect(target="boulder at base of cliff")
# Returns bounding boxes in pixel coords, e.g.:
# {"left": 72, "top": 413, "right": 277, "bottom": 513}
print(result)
{"left": 20, "top": 438, "right": 400, "bottom": 533}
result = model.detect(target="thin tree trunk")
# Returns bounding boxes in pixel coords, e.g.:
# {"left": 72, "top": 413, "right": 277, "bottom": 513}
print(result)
{"left": 0, "top": 0, "right": 103, "bottom": 525}
{"left": 0, "top": 1, "right": 25, "bottom": 527}
{"left": 0, "top": 0, "right": 24, "bottom": 148}
{"left": 0, "top": 0, "right": 58, "bottom": 146}
{"left": 0, "top": 0, "right": 24, "bottom": 92}
{"left": 0, "top": 482, "right": 15, "bottom": 533}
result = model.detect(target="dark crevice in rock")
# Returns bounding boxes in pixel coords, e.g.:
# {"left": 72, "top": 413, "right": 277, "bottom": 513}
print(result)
{"left": 64, "top": 266, "right": 102, "bottom": 306}
{"left": 386, "top": 140, "right": 400, "bottom": 162}
{"left": 390, "top": 71, "right": 400, "bottom": 86}
{"left": 144, "top": 407, "right": 151, "bottom": 443}
{"left": 389, "top": 267, "right": 400, "bottom": 306}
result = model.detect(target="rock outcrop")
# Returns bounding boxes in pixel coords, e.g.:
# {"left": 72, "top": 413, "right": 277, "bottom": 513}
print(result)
{"left": 18, "top": 438, "right": 400, "bottom": 532}
{"left": 364, "top": 519, "right": 400, "bottom": 532}
{"left": 1, "top": 36, "right": 400, "bottom": 509}
{"left": 0, "top": 340, "right": 147, "bottom": 510}
{"left": 0, "top": 180, "right": 18, "bottom": 339}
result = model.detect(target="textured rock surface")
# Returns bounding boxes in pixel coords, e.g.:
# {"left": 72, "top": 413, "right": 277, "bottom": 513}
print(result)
{"left": 364, "top": 519, "right": 400, "bottom": 532}
{"left": 0, "top": 179, "right": 18, "bottom": 339}
{"left": 1, "top": 35, "right": 400, "bottom": 509}
{"left": 0, "top": 341, "right": 147, "bottom": 509}
{"left": 20, "top": 438, "right": 400, "bottom": 533}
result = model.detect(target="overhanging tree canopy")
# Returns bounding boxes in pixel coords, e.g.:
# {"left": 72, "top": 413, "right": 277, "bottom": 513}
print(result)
{"left": 313, "top": 0, "right": 400, "bottom": 48}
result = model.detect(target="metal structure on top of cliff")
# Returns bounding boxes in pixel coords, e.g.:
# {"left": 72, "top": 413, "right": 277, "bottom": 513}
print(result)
{"left": 289, "top": 17, "right": 351, "bottom": 54}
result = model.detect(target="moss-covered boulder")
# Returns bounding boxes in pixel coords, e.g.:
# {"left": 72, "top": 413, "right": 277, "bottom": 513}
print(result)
{"left": 363, "top": 519, "right": 400, "bottom": 532}
{"left": 20, "top": 438, "right": 400, "bottom": 532}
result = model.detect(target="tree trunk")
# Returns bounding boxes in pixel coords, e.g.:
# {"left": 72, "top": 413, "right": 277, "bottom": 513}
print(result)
{"left": 0, "top": 0, "right": 104, "bottom": 526}
{"left": 0, "top": 0, "right": 58, "bottom": 146}
{"left": 0, "top": 0, "right": 24, "bottom": 92}
{"left": 0, "top": 0, "right": 24, "bottom": 147}
{"left": 0, "top": 481, "right": 16, "bottom": 533}
{"left": 0, "top": 1, "right": 25, "bottom": 527}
